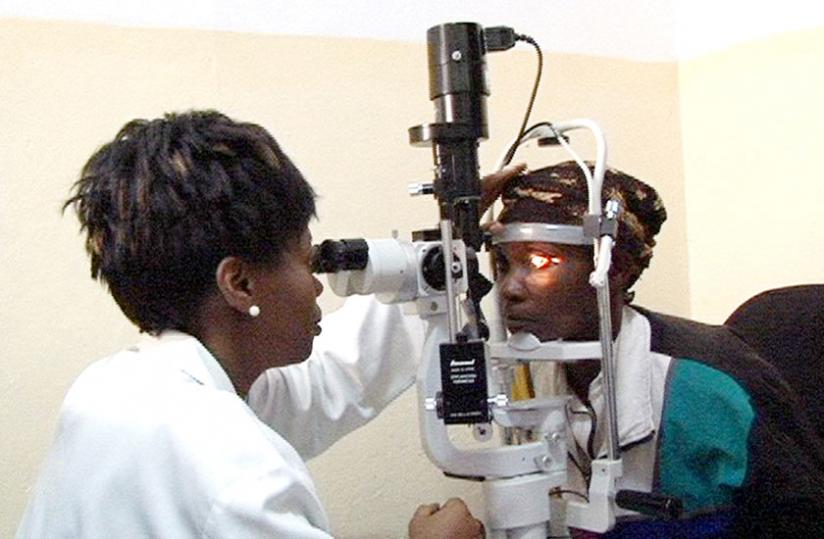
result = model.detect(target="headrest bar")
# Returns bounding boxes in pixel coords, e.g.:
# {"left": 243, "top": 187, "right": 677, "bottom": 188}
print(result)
{"left": 491, "top": 223, "right": 589, "bottom": 246}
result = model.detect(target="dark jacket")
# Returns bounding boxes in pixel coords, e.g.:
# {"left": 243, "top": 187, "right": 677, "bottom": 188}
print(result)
{"left": 607, "top": 309, "right": 824, "bottom": 537}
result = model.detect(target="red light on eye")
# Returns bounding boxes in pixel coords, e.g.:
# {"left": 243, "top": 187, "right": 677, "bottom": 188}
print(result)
{"left": 529, "top": 253, "right": 561, "bottom": 270}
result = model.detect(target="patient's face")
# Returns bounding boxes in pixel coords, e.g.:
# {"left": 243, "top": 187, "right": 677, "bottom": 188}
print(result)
{"left": 494, "top": 241, "right": 599, "bottom": 342}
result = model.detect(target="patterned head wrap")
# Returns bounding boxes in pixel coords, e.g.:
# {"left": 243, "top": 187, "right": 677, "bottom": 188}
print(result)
{"left": 498, "top": 160, "right": 667, "bottom": 292}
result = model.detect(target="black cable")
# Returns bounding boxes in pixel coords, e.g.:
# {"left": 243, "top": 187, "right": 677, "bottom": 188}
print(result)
{"left": 568, "top": 401, "right": 599, "bottom": 461}
{"left": 501, "top": 34, "right": 543, "bottom": 167}
{"left": 565, "top": 405, "right": 593, "bottom": 486}
{"left": 580, "top": 402, "right": 598, "bottom": 461}
{"left": 521, "top": 121, "right": 564, "bottom": 144}
{"left": 566, "top": 450, "right": 589, "bottom": 484}
{"left": 522, "top": 121, "right": 552, "bottom": 137}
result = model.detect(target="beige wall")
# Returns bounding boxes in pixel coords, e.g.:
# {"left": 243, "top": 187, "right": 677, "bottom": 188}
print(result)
{"left": 2, "top": 17, "right": 687, "bottom": 538}
{"left": 679, "top": 27, "right": 824, "bottom": 322}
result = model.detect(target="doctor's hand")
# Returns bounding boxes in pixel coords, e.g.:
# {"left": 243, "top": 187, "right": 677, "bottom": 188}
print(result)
{"left": 408, "top": 498, "right": 485, "bottom": 539}
{"left": 480, "top": 162, "right": 527, "bottom": 216}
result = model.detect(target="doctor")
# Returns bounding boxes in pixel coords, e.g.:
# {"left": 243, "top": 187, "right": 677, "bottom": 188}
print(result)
{"left": 17, "top": 110, "right": 520, "bottom": 538}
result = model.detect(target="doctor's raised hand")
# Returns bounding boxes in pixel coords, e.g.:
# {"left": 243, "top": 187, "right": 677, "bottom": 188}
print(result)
{"left": 480, "top": 163, "right": 527, "bottom": 214}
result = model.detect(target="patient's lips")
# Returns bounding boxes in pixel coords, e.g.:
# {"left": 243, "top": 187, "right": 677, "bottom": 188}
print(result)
{"left": 505, "top": 317, "right": 539, "bottom": 335}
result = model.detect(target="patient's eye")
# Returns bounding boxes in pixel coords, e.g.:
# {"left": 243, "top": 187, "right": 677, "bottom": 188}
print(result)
{"left": 529, "top": 253, "right": 562, "bottom": 270}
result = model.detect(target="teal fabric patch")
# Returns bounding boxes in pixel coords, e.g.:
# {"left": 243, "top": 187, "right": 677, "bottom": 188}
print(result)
{"left": 658, "top": 359, "right": 755, "bottom": 514}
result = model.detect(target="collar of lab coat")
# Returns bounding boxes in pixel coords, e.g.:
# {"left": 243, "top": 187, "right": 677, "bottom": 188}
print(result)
{"left": 582, "top": 306, "right": 655, "bottom": 454}
{"left": 134, "top": 330, "right": 238, "bottom": 395}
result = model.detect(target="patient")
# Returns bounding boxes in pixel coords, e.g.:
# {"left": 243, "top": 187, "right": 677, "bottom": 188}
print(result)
{"left": 491, "top": 161, "right": 824, "bottom": 536}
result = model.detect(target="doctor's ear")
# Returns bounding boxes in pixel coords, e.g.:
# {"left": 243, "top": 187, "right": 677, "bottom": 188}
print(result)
{"left": 215, "top": 256, "right": 255, "bottom": 314}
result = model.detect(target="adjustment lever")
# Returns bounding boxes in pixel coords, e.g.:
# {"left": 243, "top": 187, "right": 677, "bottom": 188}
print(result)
{"left": 615, "top": 490, "right": 683, "bottom": 520}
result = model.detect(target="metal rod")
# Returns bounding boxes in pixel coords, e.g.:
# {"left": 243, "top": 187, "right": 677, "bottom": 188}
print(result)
{"left": 440, "top": 219, "right": 459, "bottom": 342}
{"left": 597, "top": 279, "right": 620, "bottom": 461}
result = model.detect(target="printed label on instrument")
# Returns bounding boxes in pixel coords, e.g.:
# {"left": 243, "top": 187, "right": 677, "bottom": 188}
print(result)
{"left": 439, "top": 341, "right": 489, "bottom": 424}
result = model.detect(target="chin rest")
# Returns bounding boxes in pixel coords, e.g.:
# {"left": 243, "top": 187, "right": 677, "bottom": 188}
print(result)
{"left": 724, "top": 285, "right": 824, "bottom": 438}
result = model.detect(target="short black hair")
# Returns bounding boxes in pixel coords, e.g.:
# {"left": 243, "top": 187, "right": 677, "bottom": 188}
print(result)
{"left": 65, "top": 110, "right": 317, "bottom": 333}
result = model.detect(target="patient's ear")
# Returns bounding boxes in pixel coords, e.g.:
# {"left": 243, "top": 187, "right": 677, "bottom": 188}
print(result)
{"left": 608, "top": 259, "right": 635, "bottom": 304}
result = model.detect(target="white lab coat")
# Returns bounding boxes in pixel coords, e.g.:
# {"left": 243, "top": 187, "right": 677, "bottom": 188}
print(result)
{"left": 17, "top": 295, "right": 423, "bottom": 538}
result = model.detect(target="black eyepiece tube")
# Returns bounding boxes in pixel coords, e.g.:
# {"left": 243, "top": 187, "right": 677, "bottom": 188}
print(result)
{"left": 311, "top": 239, "right": 369, "bottom": 274}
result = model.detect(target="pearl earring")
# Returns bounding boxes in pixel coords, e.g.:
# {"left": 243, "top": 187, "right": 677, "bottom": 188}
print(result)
{"left": 248, "top": 305, "right": 261, "bottom": 318}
